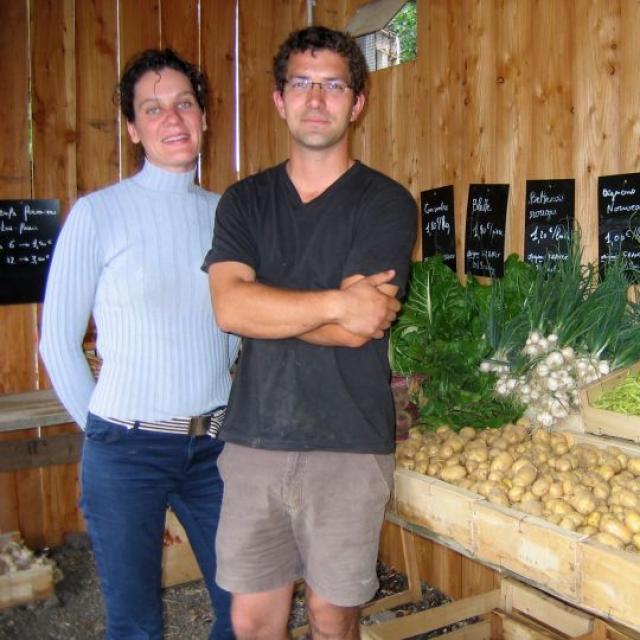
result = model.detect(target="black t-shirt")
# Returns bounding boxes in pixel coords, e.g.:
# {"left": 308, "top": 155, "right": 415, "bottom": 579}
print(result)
{"left": 203, "top": 161, "right": 417, "bottom": 454}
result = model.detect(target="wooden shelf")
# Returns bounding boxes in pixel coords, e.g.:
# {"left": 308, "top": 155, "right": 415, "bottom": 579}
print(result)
{"left": 0, "top": 389, "right": 72, "bottom": 433}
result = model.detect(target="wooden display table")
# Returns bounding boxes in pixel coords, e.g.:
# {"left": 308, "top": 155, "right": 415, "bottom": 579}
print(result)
{"left": 392, "top": 433, "right": 640, "bottom": 632}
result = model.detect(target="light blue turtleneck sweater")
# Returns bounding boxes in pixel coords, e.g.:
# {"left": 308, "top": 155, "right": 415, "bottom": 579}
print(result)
{"left": 40, "top": 161, "right": 240, "bottom": 429}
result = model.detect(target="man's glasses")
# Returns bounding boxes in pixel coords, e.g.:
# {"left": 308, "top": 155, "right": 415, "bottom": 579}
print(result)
{"left": 284, "top": 77, "right": 352, "bottom": 95}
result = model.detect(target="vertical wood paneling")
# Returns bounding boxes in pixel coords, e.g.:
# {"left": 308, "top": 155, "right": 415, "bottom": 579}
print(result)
{"left": 619, "top": 1, "right": 640, "bottom": 174}
{"left": 6, "top": 0, "right": 640, "bottom": 559}
{"left": 31, "top": 0, "right": 77, "bottom": 212}
{"left": 76, "top": 0, "right": 119, "bottom": 196}
{"left": 313, "top": 0, "right": 368, "bottom": 30}
{"left": 119, "top": 0, "right": 161, "bottom": 176}
{"left": 238, "top": 0, "right": 307, "bottom": 176}
{"left": 27, "top": 0, "right": 80, "bottom": 549}
{"left": 161, "top": 0, "right": 198, "bottom": 61}
{"left": 574, "top": 0, "right": 622, "bottom": 264}
{"left": 418, "top": 1, "right": 465, "bottom": 263}
{"left": 2, "top": 0, "right": 237, "bottom": 549}
{"left": 201, "top": 0, "right": 237, "bottom": 192}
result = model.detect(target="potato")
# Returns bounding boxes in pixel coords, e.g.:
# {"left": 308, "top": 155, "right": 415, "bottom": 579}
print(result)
{"left": 593, "top": 482, "right": 610, "bottom": 501}
{"left": 570, "top": 491, "right": 597, "bottom": 516}
{"left": 508, "top": 486, "right": 525, "bottom": 503}
{"left": 458, "top": 426, "right": 476, "bottom": 441}
{"left": 553, "top": 442, "right": 570, "bottom": 456}
{"left": 415, "top": 461, "right": 429, "bottom": 474}
{"left": 559, "top": 516, "right": 578, "bottom": 531}
{"left": 594, "top": 532, "right": 625, "bottom": 550}
{"left": 617, "top": 489, "right": 639, "bottom": 509}
{"left": 595, "top": 465, "right": 616, "bottom": 482}
{"left": 625, "top": 511, "right": 640, "bottom": 534}
{"left": 476, "top": 480, "right": 499, "bottom": 497}
{"left": 532, "top": 429, "right": 550, "bottom": 445}
{"left": 487, "top": 489, "right": 510, "bottom": 507}
{"left": 512, "top": 463, "right": 537, "bottom": 488}
{"left": 444, "top": 435, "right": 465, "bottom": 453}
{"left": 600, "top": 516, "right": 633, "bottom": 544}
{"left": 577, "top": 525, "right": 598, "bottom": 536}
{"left": 519, "top": 499, "right": 544, "bottom": 517}
{"left": 427, "top": 462, "right": 442, "bottom": 476}
{"left": 490, "top": 451, "right": 514, "bottom": 473}
{"left": 465, "top": 460, "right": 479, "bottom": 474}
{"left": 439, "top": 464, "right": 467, "bottom": 483}
{"left": 488, "top": 435, "right": 509, "bottom": 450}
{"left": 397, "top": 457, "right": 415, "bottom": 470}
{"left": 426, "top": 443, "right": 440, "bottom": 456}
{"left": 436, "top": 425, "right": 453, "bottom": 436}
{"left": 531, "top": 476, "right": 551, "bottom": 497}
{"left": 548, "top": 482, "right": 564, "bottom": 499}
{"left": 627, "top": 457, "right": 640, "bottom": 476}
{"left": 555, "top": 457, "right": 574, "bottom": 473}
{"left": 586, "top": 510, "right": 602, "bottom": 528}
{"left": 465, "top": 445, "right": 488, "bottom": 463}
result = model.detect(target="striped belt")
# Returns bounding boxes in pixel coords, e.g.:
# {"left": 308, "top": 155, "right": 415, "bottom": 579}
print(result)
{"left": 107, "top": 407, "right": 226, "bottom": 437}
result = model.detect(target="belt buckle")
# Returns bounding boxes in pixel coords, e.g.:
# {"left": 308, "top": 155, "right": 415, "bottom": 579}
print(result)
{"left": 188, "top": 414, "right": 210, "bottom": 437}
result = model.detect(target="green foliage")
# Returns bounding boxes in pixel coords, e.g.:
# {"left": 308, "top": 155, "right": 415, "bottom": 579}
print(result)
{"left": 387, "top": 1, "right": 417, "bottom": 63}
{"left": 492, "top": 233, "right": 640, "bottom": 372}
{"left": 390, "top": 256, "right": 529, "bottom": 431}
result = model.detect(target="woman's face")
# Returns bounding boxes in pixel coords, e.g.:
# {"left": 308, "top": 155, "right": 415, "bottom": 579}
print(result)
{"left": 126, "top": 67, "right": 206, "bottom": 173}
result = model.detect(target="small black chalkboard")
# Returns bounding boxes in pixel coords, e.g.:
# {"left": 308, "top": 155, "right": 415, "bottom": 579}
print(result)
{"left": 524, "top": 179, "right": 575, "bottom": 269}
{"left": 464, "top": 184, "right": 509, "bottom": 278}
{"left": 421, "top": 185, "right": 456, "bottom": 270}
{"left": 0, "top": 199, "right": 60, "bottom": 305}
{"left": 598, "top": 173, "right": 640, "bottom": 271}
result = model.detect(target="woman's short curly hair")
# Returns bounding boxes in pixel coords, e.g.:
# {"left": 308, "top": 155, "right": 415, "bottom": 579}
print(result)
{"left": 116, "top": 48, "right": 207, "bottom": 122}
{"left": 273, "top": 26, "right": 368, "bottom": 98}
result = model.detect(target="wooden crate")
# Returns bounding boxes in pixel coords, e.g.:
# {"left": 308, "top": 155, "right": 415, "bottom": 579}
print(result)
{"left": 161, "top": 510, "right": 203, "bottom": 588}
{"left": 0, "top": 533, "right": 54, "bottom": 610}
{"left": 579, "top": 361, "right": 640, "bottom": 442}
{"left": 393, "top": 444, "right": 640, "bottom": 631}
{"left": 361, "top": 576, "right": 600, "bottom": 640}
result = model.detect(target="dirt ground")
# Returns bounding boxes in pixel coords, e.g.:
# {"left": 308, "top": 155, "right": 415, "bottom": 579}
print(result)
{"left": 0, "top": 532, "right": 455, "bottom": 639}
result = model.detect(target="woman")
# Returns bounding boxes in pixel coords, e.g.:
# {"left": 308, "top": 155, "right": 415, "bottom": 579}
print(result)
{"left": 40, "top": 48, "right": 238, "bottom": 640}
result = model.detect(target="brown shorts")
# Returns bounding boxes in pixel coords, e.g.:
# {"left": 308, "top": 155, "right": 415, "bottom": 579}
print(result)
{"left": 215, "top": 444, "right": 394, "bottom": 607}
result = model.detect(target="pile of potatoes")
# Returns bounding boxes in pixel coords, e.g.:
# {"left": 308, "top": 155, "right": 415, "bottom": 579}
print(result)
{"left": 395, "top": 421, "right": 640, "bottom": 552}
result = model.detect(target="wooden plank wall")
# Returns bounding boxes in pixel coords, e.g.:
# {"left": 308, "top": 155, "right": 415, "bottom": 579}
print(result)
{"left": 2, "top": 0, "right": 640, "bottom": 596}
{"left": 0, "top": 0, "right": 237, "bottom": 548}
{"left": 313, "top": 0, "right": 640, "bottom": 266}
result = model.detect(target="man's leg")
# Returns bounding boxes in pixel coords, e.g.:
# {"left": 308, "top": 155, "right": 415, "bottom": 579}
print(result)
{"left": 306, "top": 587, "right": 360, "bottom": 640}
{"left": 215, "top": 445, "right": 305, "bottom": 638}
{"left": 231, "top": 583, "right": 295, "bottom": 640}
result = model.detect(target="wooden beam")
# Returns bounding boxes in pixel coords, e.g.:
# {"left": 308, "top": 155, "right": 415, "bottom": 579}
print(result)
{"left": 0, "top": 432, "right": 83, "bottom": 471}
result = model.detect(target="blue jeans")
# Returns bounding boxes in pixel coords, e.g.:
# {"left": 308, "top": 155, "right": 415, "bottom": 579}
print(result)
{"left": 81, "top": 414, "right": 233, "bottom": 640}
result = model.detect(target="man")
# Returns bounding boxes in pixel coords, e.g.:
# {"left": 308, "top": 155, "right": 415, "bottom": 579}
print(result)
{"left": 204, "top": 26, "right": 416, "bottom": 640}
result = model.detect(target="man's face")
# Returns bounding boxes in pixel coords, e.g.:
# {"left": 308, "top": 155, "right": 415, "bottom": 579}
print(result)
{"left": 127, "top": 67, "right": 206, "bottom": 173}
{"left": 273, "top": 49, "right": 365, "bottom": 152}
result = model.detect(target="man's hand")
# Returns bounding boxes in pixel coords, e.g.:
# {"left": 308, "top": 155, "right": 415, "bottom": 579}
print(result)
{"left": 336, "top": 270, "right": 400, "bottom": 338}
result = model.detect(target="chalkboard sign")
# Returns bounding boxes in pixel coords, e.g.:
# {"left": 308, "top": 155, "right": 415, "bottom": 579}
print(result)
{"left": 524, "top": 179, "right": 575, "bottom": 269}
{"left": 598, "top": 173, "right": 640, "bottom": 271}
{"left": 421, "top": 185, "right": 456, "bottom": 270}
{"left": 0, "top": 199, "right": 60, "bottom": 305}
{"left": 464, "top": 184, "right": 509, "bottom": 278}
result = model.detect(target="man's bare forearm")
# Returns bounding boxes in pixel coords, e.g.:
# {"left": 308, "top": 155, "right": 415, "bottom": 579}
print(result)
{"left": 209, "top": 262, "right": 400, "bottom": 341}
